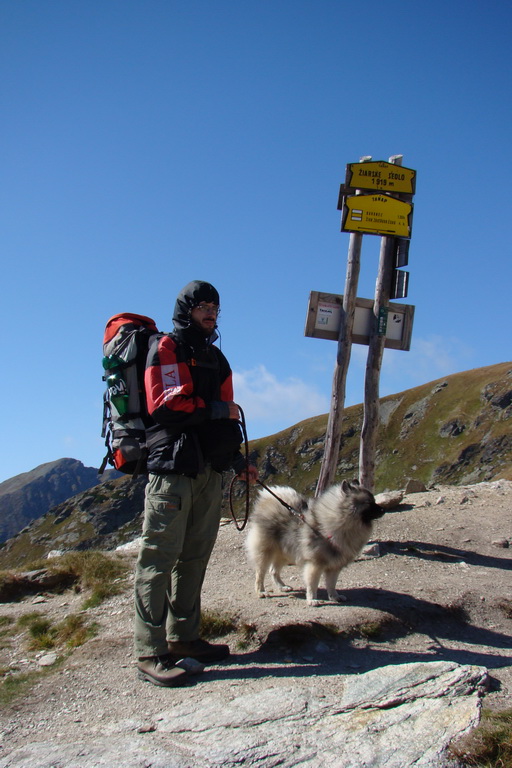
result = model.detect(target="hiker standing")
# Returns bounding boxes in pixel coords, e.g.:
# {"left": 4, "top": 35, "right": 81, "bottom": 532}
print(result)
{"left": 135, "top": 280, "right": 258, "bottom": 687}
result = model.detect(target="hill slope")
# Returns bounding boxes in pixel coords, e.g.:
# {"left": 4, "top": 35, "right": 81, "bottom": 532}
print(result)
{"left": 245, "top": 361, "right": 512, "bottom": 494}
{"left": 0, "top": 362, "right": 511, "bottom": 570}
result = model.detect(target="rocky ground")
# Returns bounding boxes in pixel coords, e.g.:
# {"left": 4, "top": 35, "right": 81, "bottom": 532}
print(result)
{"left": 0, "top": 479, "right": 511, "bottom": 766}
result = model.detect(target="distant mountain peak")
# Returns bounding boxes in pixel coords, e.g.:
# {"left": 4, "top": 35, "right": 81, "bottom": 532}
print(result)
{"left": 0, "top": 459, "right": 120, "bottom": 544}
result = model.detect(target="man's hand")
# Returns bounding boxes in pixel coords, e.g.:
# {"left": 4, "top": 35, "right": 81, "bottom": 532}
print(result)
{"left": 236, "top": 464, "right": 259, "bottom": 484}
{"left": 209, "top": 401, "right": 241, "bottom": 420}
{"left": 226, "top": 401, "right": 241, "bottom": 420}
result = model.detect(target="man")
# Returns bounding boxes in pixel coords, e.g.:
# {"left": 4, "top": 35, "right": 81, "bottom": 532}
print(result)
{"left": 135, "top": 280, "right": 258, "bottom": 687}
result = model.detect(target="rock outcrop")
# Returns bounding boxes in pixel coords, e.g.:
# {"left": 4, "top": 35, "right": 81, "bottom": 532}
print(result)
{"left": 0, "top": 661, "right": 488, "bottom": 767}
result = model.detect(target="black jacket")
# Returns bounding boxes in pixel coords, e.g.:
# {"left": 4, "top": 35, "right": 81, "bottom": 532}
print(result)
{"left": 144, "top": 281, "right": 244, "bottom": 477}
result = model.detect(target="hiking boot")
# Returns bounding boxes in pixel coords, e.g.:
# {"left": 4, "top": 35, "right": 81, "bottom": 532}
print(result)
{"left": 137, "top": 654, "right": 191, "bottom": 687}
{"left": 167, "top": 638, "right": 230, "bottom": 664}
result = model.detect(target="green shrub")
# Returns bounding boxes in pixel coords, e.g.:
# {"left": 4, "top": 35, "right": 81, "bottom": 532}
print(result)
{"left": 27, "top": 617, "right": 54, "bottom": 650}
{"left": 236, "top": 622, "right": 258, "bottom": 650}
{"left": 0, "top": 670, "right": 42, "bottom": 708}
{"left": 51, "top": 551, "right": 128, "bottom": 592}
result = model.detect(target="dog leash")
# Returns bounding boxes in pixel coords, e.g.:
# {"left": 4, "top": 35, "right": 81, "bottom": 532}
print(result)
{"left": 228, "top": 416, "right": 331, "bottom": 542}
{"left": 230, "top": 405, "right": 308, "bottom": 531}
{"left": 229, "top": 406, "right": 251, "bottom": 531}
{"left": 229, "top": 407, "right": 340, "bottom": 548}
{"left": 253, "top": 479, "right": 307, "bottom": 522}
{"left": 229, "top": 406, "right": 307, "bottom": 531}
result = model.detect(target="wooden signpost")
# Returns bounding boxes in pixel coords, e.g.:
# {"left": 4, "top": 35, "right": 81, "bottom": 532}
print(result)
{"left": 312, "top": 155, "right": 417, "bottom": 495}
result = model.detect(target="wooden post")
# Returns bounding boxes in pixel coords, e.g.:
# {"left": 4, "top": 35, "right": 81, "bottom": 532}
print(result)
{"left": 315, "top": 155, "right": 378, "bottom": 497}
{"left": 315, "top": 230, "right": 363, "bottom": 497}
{"left": 359, "top": 155, "right": 403, "bottom": 491}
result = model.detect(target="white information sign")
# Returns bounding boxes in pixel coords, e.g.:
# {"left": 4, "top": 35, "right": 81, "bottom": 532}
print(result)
{"left": 305, "top": 291, "right": 414, "bottom": 351}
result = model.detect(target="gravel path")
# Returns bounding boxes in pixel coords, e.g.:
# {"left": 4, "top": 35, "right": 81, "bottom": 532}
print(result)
{"left": 1, "top": 480, "right": 511, "bottom": 758}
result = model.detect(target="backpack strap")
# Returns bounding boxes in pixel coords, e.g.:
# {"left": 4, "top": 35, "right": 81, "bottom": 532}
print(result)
{"left": 170, "top": 333, "right": 220, "bottom": 371}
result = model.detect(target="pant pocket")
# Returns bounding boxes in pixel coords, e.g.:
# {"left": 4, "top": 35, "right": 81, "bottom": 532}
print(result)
{"left": 142, "top": 492, "right": 183, "bottom": 548}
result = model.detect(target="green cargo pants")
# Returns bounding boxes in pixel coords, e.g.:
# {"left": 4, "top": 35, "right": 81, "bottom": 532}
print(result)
{"left": 134, "top": 466, "right": 222, "bottom": 658}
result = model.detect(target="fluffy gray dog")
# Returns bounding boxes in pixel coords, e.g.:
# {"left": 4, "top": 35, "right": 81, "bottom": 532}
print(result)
{"left": 245, "top": 480, "right": 384, "bottom": 606}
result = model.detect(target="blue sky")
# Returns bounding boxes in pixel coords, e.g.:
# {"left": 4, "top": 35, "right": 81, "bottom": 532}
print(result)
{"left": 1, "top": 1, "right": 511, "bottom": 483}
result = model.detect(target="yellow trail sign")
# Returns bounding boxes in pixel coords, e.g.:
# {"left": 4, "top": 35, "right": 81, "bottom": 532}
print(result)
{"left": 346, "top": 160, "right": 416, "bottom": 195}
{"left": 341, "top": 194, "right": 413, "bottom": 238}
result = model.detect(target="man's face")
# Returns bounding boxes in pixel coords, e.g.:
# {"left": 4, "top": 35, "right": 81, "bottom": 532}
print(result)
{"left": 190, "top": 302, "right": 220, "bottom": 335}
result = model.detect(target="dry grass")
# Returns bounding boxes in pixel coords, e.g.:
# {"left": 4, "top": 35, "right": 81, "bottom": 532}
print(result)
{"left": 200, "top": 608, "right": 238, "bottom": 638}
{"left": 0, "top": 551, "right": 130, "bottom": 606}
{"left": 16, "top": 610, "right": 99, "bottom": 652}
{"left": 450, "top": 708, "right": 512, "bottom": 767}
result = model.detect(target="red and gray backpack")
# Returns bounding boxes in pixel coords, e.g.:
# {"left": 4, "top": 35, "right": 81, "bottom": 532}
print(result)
{"left": 99, "top": 313, "right": 160, "bottom": 476}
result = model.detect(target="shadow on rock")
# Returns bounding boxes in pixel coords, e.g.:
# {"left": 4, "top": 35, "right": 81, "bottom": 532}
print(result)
{"left": 382, "top": 539, "right": 512, "bottom": 570}
{"left": 341, "top": 587, "right": 512, "bottom": 653}
{"left": 201, "top": 586, "right": 512, "bottom": 684}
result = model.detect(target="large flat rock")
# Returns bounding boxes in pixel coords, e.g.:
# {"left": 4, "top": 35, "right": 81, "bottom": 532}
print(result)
{"left": 1, "top": 661, "right": 487, "bottom": 767}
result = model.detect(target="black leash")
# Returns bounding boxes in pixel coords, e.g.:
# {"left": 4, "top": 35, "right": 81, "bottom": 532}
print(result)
{"left": 229, "top": 405, "right": 251, "bottom": 530}
{"left": 252, "top": 479, "right": 307, "bottom": 522}
{"left": 229, "top": 406, "right": 338, "bottom": 552}
{"left": 229, "top": 472, "right": 308, "bottom": 532}
{"left": 230, "top": 405, "right": 305, "bottom": 530}
{"left": 229, "top": 409, "right": 324, "bottom": 536}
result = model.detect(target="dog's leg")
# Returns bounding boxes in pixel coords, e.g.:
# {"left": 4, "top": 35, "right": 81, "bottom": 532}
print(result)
{"left": 303, "top": 562, "right": 323, "bottom": 606}
{"left": 324, "top": 569, "right": 347, "bottom": 603}
{"left": 269, "top": 564, "right": 293, "bottom": 593}
{"left": 255, "top": 569, "right": 268, "bottom": 598}
{"left": 254, "top": 553, "right": 273, "bottom": 598}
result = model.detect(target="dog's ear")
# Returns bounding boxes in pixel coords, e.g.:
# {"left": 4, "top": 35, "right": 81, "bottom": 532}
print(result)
{"left": 341, "top": 479, "right": 360, "bottom": 494}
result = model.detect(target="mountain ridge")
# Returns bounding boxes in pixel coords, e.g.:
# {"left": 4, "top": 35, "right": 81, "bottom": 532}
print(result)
{"left": 0, "top": 458, "right": 120, "bottom": 545}
{"left": 0, "top": 361, "right": 511, "bottom": 569}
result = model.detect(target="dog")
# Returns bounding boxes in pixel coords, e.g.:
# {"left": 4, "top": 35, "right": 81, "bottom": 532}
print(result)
{"left": 245, "top": 480, "right": 384, "bottom": 606}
